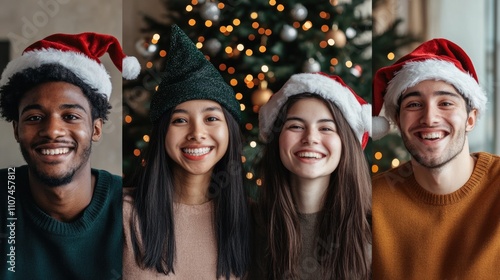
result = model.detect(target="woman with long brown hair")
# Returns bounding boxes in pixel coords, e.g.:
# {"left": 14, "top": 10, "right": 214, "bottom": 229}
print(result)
{"left": 253, "top": 73, "right": 372, "bottom": 279}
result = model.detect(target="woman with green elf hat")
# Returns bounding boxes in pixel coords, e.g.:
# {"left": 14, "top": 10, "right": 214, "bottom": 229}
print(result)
{"left": 123, "top": 24, "right": 250, "bottom": 279}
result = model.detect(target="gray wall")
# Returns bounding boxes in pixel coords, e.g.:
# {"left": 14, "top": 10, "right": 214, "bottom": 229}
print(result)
{"left": 0, "top": 0, "right": 122, "bottom": 176}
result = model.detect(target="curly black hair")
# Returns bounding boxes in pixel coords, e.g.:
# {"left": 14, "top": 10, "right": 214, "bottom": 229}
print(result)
{"left": 0, "top": 63, "right": 111, "bottom": 122}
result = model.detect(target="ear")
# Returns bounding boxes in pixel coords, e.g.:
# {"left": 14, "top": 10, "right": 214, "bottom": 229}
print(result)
{"left": 465, "top": 109, "right": 477, "bottom": 132}
{"left": 13, "top": 121, "right": 19, "bottom": 142}
{"left": 92, "top": 118, "right": 103, "bottom": 142}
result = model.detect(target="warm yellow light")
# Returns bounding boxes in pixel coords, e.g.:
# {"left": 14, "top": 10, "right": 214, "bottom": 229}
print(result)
{"left": 372, "top": 165, "right": 379, "bottom": 173}
{"left": 186, "top": 5, "right": 193, "bottom": 12}
{"left": 159, "top": 50, "right": 167, "bottom": 57}
{"left": 218, "top": 2, "right": 225, "bottom": 9}
{"left": 302, "top": 21, "right": 312, "bottom": 30}
{"left": 228, "top": 67, "right": 235, "bottom": 74}
{"left": 319, "top": 41, "right": 327, "bottom": 48}
{"left": 261, "top": 65, "right": 269, "bottom": 72}
{"left": 246, "top": 172, "right": 254, "bottom": 179}
{"left": 143, "top": 135, "right": 150, "bottom": 143}
{"left": 250, "top": 141, "right": 257, "bottom": 148}
{"left": 269, "top": 0, "right": 276, "bottom": 6}
{"left": 191, "top": 0, "right": 198, "bottom": 5}
{"left": 375, "top": 152, "right": 383, "bottom": 160}
{"left": 272, "top": 55, "right": 279, "bottom": 62}
{"left": 133, "top": 149, "right": 141, "bottom": 157}
{"left": 252, "top": 22, "right": 259, "bottom": 29}
{"left": 237, "top": 44, "right": 244, "bottom": 51}
{"left": 152, "top": 34, "right": 160, "bottom": 41}
{"left": 321, "top": 25, "right": 329, "bottom": 32}
{"left": 330, "top": 58, "right": 338, "bottom": 65}
{"left": 245, "top": 74, "right": 253, "bottom": 82}
{"left": 196, "top": 42, "right": 203, "bottom": 49}
{"left": 345, "top": 61, "right": 353, "bottom": 68}
{"left": 245, "top": 49, "right": 253, "bottom": 56}
{"left": 277, "top": 4, "right": 285, "bottom": 11}
{"left": 259, "top": 46, "right": 266, "bottom": 53}
{"left": 240, "top": 104, "right": 246, "bottom": 111}
{"left": 327, "top": 39, "right": 335, "bottom": 46}
{"left": 205, "top": 20, "right": 213, "bottom": 27}
{"left": 219, "top": 63, "right": 227, "bottom": 71}
{"left": 225, "top": 46, "right": 233, "bottom": 54}
{"left": 235, "top": 93, "right": 243, "bottom": 100}
{"left": 125, "top": 115, "right": 132, "bottom": 123}
{"left": 392, "top": 158, "right": 401, "bottom": 168}
{"left": 245, "top": 123, "right": 253, "bottom": 130}
{"left": 233, "top": 19, "right": 241, "bottom": 26}
{"left": 146, "top": 62, "right": 153, "bottom": 68}
{"left": 188, "top": 19, "right": 196, "bottom": 26}
{"left": 241, "top": 156, "right": 246, "bottom": 163}
{"left": 256, "top": 179, "right": 262, "bottom": 186}
{"left": 227, "top": 25, "right": 234, "bottom": 32}
{"left": 230, "top": 79, "right": 238, "bottom": 86}
{"left": 387, "top": 52, "right": 396, "bottom": 60}
{"left": 220, "top": 26, "right": 227, "bottom": 33}
{"left": 265, "top": 29, "right": 272, "bottom": 36}
{"left": 250, "top": 12, "right": 258, "bottom": 19}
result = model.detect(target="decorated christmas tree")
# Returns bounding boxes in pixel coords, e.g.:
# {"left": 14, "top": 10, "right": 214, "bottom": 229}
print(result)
{"left": 123, "top": 0, "right": 373, "bottom": 189}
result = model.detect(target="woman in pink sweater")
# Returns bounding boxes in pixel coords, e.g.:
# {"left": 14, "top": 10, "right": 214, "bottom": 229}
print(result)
{"left": 253, "top": 73, "right": 372, "bottom": 279}
{"left": 123, "top": 24, "right": 249, "bottom": 279}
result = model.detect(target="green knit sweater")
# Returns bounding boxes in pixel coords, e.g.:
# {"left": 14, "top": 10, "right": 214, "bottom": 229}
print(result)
{"left": 0, "top": 165, "right": 122, "bottom": 280}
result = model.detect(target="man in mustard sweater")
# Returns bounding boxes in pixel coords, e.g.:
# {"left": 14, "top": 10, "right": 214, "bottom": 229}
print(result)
{"left": 371, "top": 39, "right": 500, "bottom": 279}
{"left": 0, "top": 33, "right": 139, "bottom": 279}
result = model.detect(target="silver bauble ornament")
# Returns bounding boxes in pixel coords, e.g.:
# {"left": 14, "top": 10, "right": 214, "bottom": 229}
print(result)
{"left": 290, "top": 4, "right": 308, "bottom": 21}
{"left": 204, "top": 38, "right": 221, "bottom": 56}
{"left": 200, "top": 2, "right": 220, "bottom": 22}
{"left": 302, "top": 58, "right": 321, "bottom": 73}
{"left": 280, "top": 25, "right": 297, "bottom": 42}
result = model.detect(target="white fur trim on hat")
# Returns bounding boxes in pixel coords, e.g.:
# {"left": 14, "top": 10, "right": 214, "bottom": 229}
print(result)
{"left": 0, "top": 48, "right": 112, "bottom": 99}
{"left": 123, "top": 56, "right": 141, "bottom": 80}
{"left": 384, "top": 59, "right": 487, "bottom": 123}
{"left": 259, "top": 73, "right": 371, "bottom": 144}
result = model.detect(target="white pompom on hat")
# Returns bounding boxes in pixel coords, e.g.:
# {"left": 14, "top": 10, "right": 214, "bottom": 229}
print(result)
{"left": 0, "top": 32, "right": 140, "bottom": 100}
{"left": 259, "top": 72, "right": 371, "bottom": 149}
{"left": 372, "top": 38, "right": 487, "bottom": 140}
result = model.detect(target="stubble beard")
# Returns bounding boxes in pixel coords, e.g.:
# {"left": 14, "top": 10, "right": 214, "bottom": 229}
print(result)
{"left": 20, "top": 142, "right": 93, "bottom": 187}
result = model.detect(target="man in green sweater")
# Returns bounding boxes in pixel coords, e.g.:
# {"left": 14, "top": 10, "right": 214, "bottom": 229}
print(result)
{"left": 371, "top": 39, "right": 500, "bottom": 279}
{"left": 0, "top": 33, "right": 139, "bottom": 279}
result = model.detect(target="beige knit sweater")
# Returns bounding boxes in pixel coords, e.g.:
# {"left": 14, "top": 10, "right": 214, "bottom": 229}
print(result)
{"left": 123, "top": 195, "right": 238, "bottom": 279}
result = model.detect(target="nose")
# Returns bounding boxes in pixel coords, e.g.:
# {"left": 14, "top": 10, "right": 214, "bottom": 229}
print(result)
{"left": 302, "top": 127, "right": 319, "bottom": 145}
{"left": 420, "top": 104, "right": 439, "bottom": 126}
{"left": 39, "top": 116, "right": 66, "bottom": 139}
{"left": 187, "top": 119, "right": 207, "bottom": 141}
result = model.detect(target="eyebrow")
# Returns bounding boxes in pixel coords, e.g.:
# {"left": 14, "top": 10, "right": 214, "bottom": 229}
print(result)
{"left": 172, "top": 106, "right": 223, "bottom": 114}
{"left": 285, "top": 116, "right": 335, "bottom": 123}
{"left": 20, "top": 103, "right": 87, "bottom": 115}
{"left": 400, "top": 90, "right": 461, "bottom": 102}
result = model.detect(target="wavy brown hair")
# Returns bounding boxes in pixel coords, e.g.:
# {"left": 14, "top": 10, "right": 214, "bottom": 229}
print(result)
{"left": 260, "top": 93, "right": 371, "bottom": 279}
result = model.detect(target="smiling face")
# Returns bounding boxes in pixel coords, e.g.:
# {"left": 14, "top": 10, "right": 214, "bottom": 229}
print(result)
{"left": 397, "top": 80, "right": 476, "bottom": 169}
{"left": 165, "top": 99, "right": 229, "bottom": 177}
{"left": 278, "top": 97, "right": 342, "bottom": 181}
{"left": 13, "top": 81, "right": 102, "bottom": 187}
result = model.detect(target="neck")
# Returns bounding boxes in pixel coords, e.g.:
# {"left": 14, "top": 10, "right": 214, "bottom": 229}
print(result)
{"left": 412, "top": 147, "right": 476, "bottom": 195}
{"left": 173, "top": 167, "right": 212, "bottom": 205}
{"left": 290, "top": 175, "right": 329, "bottom": 214}
{"left": 28, "top": 166, "right": 95, "bottom": 222}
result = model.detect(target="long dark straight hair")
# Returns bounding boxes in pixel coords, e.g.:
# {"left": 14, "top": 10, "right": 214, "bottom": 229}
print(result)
{"left": 129, "top": 106, "right": 250, "bottom": 279}
{"left": 261, "top": 93, "right": 371, "bottom": 279}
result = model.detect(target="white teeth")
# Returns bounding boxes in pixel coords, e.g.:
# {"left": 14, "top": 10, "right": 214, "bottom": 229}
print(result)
{"left": 297, "top": 152, "right": 323, "bottom": 159}
{"left": 40, "top": 148, "right": 70, "bottom": 155}
{"left": 182, "top": 147, "right": 211, "bottom": 156}
{"left": 421, "top": 132, "right": 444, "bottom": 140}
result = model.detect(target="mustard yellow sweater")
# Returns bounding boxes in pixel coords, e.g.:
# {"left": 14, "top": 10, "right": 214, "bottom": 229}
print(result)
{"left": 372, "top": 152, "right": 500, "bottom": 279}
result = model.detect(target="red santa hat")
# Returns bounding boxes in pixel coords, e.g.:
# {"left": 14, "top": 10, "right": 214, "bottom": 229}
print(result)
{"left": 0, "top": 32, "right": 140, "bottom": 100}
{"left": 372, "top": 38, "right": 487, "bottom": 140}
{"left": 259, "top": 72, "right": 371, "bottom": 149}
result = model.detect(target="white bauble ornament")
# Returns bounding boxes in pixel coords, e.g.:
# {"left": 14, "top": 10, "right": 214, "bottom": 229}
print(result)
{"left": 290, "top": 4, "right": 308, "bottom": 21}
{"left": 200, "top": 2, "right": 220, "bottom": 22}
{"left": 280, "top": 25, "right": 298, "bottom": 42}
{"left": 204, "top": 38, "right": 221, "bottom": 56}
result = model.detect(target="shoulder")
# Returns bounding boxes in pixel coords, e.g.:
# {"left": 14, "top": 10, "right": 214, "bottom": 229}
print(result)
{"left": 372, "top": 161, "right": 414, "bottom": 190}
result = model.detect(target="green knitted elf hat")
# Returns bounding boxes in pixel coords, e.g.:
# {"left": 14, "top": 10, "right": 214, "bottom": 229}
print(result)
{"left": 149, "top": 24, "right": 241, "bottom": 123}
